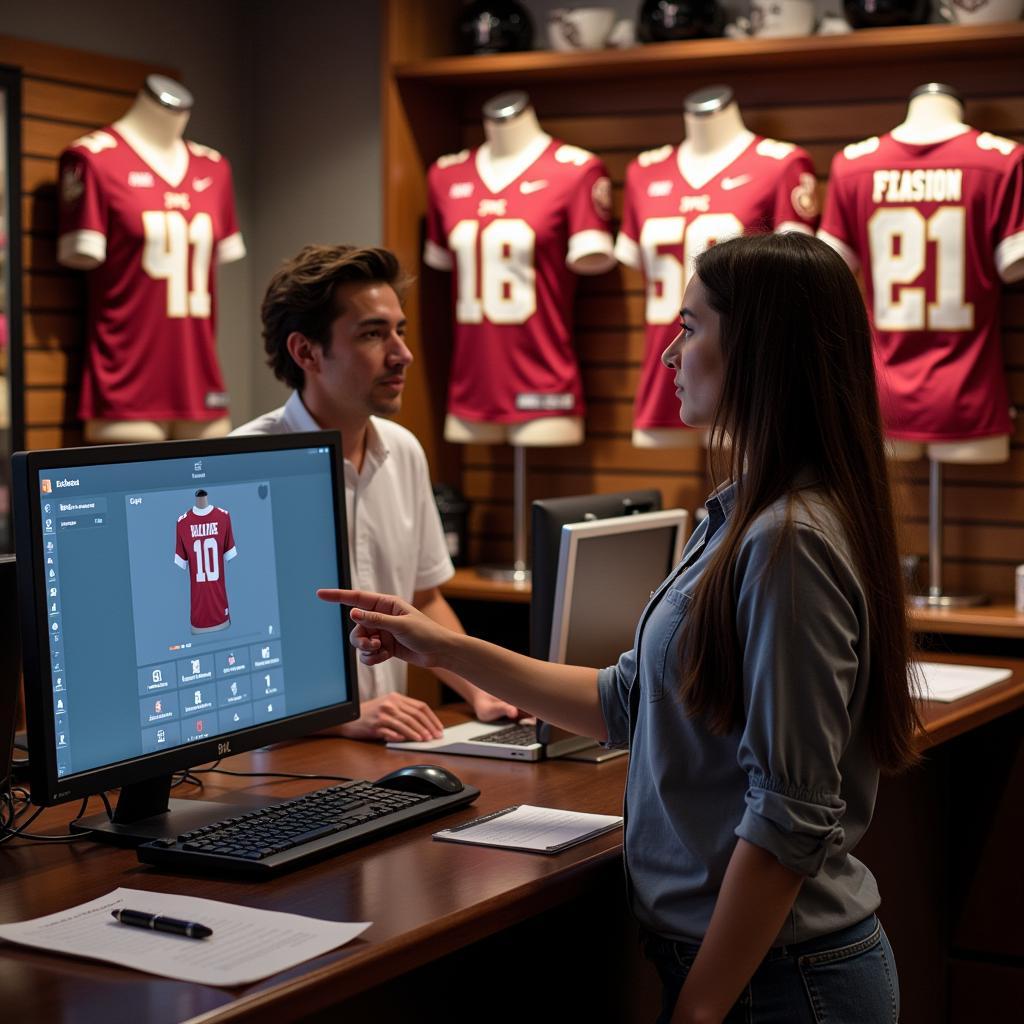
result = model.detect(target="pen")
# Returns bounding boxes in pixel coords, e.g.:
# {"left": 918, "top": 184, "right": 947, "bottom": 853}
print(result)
{"left": 111, "top": 908, "right": 213, "bottom": 939}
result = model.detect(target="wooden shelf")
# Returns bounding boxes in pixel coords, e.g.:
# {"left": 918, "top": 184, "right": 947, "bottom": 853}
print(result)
{"left": 442, "top": 566, "right": 532, "bottom": 603}
{"left": 910, "top": 602, "right": 1024, "bottom": 640}
{"left": 393, "top": 22, "right": 1024, "bottom": 85}
{"left": 444, "top": 570, "right": 1024, "bottom": 638}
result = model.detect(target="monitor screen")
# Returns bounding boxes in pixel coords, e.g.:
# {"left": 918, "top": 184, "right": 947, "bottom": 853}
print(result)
{"left": 14, "top": 432, "right": 356, "bottom": 830}
{"left": 530, "top": 490, "right": 661, "bottom": 661}
{"left": 548, "top": 510, "right": 688, "bottom": 668}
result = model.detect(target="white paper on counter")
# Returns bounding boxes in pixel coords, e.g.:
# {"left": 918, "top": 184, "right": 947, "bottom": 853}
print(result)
{"left": 915, "top": 662, "right": 1012, "bottom": 703}
{"left": 0, "top": 887, "right": 370, "bottom": 986}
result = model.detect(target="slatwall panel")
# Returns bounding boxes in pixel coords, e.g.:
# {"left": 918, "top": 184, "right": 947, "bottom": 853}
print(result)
{"left": 0, "top": 34, "right": 174, "bottom": 450}
{"left": 410, "top": 51, "right": 1024, "bottom": 597}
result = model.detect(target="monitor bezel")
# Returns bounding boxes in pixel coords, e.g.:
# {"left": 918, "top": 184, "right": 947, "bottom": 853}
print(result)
{"left": 13, "top": 431, "right": 358, "bottom": 808}
{"left": 548, "top": 509, "right": 689, "bottom": 665}
{"left": 529, "top": 489, "right": 661, "bottom": 661}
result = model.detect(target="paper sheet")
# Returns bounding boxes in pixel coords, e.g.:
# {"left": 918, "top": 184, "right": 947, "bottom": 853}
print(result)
{"left": 916, "top": 662, "right": 1012, "bottom": 703}
{"left": 433, "top": 804, "right": 622, "bottom": 854}
{"left": 0, "top": 888, "right": 370, "bottom": 986}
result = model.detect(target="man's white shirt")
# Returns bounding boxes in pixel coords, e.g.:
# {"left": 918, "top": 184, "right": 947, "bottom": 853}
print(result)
{"left": 232, "top": 392, "right": 454, "bottom": 701}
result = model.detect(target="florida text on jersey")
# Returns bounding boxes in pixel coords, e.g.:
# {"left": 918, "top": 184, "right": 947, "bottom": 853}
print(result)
{"left": 175, "top": 505, "right": 238, "bottom": 632}
{"left": 820, "top": 129, "right": 1024, "bottom": 441}
{"left": 58, "top": 128, "right": 245, "bottom": 421}
{"left": 424, "top": 137, "right": 614, "bottom": 423}
{"left": 616, "top": 136, "right": 820, "bottom": 431}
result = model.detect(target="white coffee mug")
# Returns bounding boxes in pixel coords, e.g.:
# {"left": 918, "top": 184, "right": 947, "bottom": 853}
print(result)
{"left": 938, "top": 0, "right": 1024, "bottom": 24}
{"left": 548, "top": 7, "right": 617, "bottom": 50}
{"left": 726, "top": 0, "right": 817, "bottom": 37}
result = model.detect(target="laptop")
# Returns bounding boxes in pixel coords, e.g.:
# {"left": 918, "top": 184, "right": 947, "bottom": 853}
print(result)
{"left": 388, "top": 508, "right": 688, "bottom": 762}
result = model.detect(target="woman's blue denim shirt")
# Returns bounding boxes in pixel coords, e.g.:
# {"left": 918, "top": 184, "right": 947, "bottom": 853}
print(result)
{"left": 598, "top": 480, "right": 882, "bottom": 945}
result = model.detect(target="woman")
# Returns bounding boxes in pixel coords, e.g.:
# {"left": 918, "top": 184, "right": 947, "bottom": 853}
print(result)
{"left": 320, "top": 232, "right": 920, "bottom": 1024}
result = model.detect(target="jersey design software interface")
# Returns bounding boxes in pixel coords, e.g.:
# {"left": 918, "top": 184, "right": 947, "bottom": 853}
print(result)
{"left": 39, "top": 446, "right": 347, "bottom": 780}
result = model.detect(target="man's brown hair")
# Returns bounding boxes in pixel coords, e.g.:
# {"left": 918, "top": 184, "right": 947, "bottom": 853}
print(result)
{"left": 261, "top": 244, "right": 410, "bottom": 391}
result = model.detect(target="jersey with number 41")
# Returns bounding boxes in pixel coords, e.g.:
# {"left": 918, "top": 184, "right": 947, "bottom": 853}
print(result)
{"left": 424, "top": 138, "right": 614, "bottom": 423}
{"left": 175, "top": 505, "right": 237, "bottom": 632}
{"left": 616, "top": 136, "right": 819, "bottom": 431}
{"left": 58, "top": 127, "right": 245, "bottom": 421}
{"left": 820, "top": 129, "right": 1024, "bottom": 441}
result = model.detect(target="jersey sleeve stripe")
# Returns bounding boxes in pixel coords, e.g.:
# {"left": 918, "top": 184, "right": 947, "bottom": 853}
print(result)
{"left": 567, "top": 229, "right": 615, "bottom": 273}
{"left": 613, "top": 232, "right": 642, "bottom": 270}
{"left": 216, "top": 232, "right": 247, "bottom": 265}
{"left": 423, "top": 238, "right": 453, "bottom": 271}
{"left": 817, "top": 229, "right": 860, "bottom": 272}
{"left": 224, "top": 546, "right": 238, "bottom": 561}
{"left": 995, "top": 230, "right": 1024, "bottom": 282}
{"left": 58, "top": 229, "right": 106, "bottom": 266}
{"left": 174, "top": 554, "right": 188, "bottom": 570}
{"left": 775, "top": 220, "right": 814, "bottom": 236}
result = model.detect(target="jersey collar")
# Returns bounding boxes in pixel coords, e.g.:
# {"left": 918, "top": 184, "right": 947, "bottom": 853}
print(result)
{"left": 676, "top": 131, "right": 756, "bottom": 192}
{"left": 474, "top": 133, "right": 552, "bottom": 195}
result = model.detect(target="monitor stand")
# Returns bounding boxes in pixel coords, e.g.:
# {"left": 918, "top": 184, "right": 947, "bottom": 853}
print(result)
{"left": 72, "top": 774, "right": 261, "bottom": 848}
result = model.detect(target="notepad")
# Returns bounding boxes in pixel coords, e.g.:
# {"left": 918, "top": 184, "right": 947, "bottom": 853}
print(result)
{"left": 433, "top": 804, "right": 623, "bottom": 854}
{"left": 916, "top": 662, "right": 1012, "bottom": 703}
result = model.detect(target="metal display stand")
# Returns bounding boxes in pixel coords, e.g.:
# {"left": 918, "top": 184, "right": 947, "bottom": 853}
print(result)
{"left": 477, "top": 446, "right": 531, "bottom": 583}
{"left": 910, "top": 459, "right": 987, "bottom": 608}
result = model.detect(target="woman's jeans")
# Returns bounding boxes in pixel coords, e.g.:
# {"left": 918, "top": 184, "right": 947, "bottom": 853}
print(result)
{"left": 642, "top": 914, "right": 899, "bottom": 1024}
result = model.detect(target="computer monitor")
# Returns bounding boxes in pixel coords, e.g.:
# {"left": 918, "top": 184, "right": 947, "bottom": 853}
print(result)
{"left": 13, "top": 432, "right": 356, "bottom": 845}
{"left": 530, "top": 489, "right": 661, "bottom": 661}
{"left": 548, "top": 509, "right": 689, "bottom": 668}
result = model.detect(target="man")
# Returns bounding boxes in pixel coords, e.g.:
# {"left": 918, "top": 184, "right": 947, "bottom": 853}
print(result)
{"left": 234, "top": 244, "right": 518, "bottom": 741}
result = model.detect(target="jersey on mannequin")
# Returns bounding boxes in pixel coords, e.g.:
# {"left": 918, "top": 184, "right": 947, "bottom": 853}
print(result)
{"left": 424, "top": 90, "right": 616, "bottom": 448}
{"left": 615, "top": 85, "right": 820, "bottom": 449}
{"left": 57, "top": 75, "right": 245, "bottom": 444}
{"left": 819, "top": 83, "right": 1024, "bottom": 465}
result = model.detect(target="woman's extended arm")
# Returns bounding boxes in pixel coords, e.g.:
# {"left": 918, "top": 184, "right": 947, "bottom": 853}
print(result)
{"left": 318, "top": 588, "right": 607, "bottom": 740}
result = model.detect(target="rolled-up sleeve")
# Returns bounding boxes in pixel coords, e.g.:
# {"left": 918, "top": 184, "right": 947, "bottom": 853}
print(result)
{"left": 733, "top": 520, "right": 861, "bottom": 876}
{"left": 598, "top": 645, "right": 637, "bottom": 749}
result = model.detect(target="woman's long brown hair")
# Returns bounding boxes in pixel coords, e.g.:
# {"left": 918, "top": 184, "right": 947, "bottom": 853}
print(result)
{"left": 678, "top": 232, "right": 921, "bottom": 773}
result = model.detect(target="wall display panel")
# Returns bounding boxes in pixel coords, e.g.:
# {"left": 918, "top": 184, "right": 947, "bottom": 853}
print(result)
{"left": 383, "top": 3, "right": 1024, "bottom": 607}
{"left": 0, "top": 33, "right": 178, "bottom": 452}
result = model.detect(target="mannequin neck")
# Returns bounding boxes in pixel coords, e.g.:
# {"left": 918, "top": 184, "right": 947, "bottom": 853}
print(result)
{"left": 682, "top": 101, "right": 750, "bottom": 157}
{"left": 892, "top": 93, "right": 967, "bottom": 145}
{"left": 484, "top": 105, "right": 546, "bottom": 159}
{"left": 114, "top": 91, "right": 190, "bottom": 184}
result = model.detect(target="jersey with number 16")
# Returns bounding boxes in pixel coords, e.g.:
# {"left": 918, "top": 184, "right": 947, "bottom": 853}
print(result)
{"left": 424, "top": 139, "right": 614, "bottom": 423}
{"left": 58, "top": 128, "right": 245, "bottom": 422}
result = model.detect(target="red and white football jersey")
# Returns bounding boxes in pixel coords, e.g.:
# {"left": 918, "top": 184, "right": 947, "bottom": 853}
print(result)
{"left": 616, "top": 136, "right": 819, "bottom": 431}
{"left": 58, "top": 127, "right": 245, "bottom": 422}
{"left": 175, "top": 505, "right": 238, "bottom": 632}
{"left": 424, "top": 136, "right": 614, "bottom": 423}
{"left": 820, "top": 129, "right": 1024, "bottom": 441}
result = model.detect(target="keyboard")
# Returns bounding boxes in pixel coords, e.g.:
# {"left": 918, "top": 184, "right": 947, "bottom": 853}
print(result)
{"left": 470, "top": 723, "right": 538, "bottom": 746}
{"left": 137, "top": 778, "right": 479, "bottom": 876}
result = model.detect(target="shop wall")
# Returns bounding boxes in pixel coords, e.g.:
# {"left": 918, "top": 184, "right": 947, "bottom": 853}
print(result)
{"left": 247, "top": 0, "right": 383, "bottom": 419}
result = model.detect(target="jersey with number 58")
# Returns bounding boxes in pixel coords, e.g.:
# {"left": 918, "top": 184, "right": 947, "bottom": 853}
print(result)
{"left": 819, "top": 129, "right": 1024, "bottom": 441}
{"left": 616, "top": 136, "right": 819, "bottom": 431}
{"left": 424, "top": 138, "right": 614, "bottom": 423}
{"left": 58, "top": 127, "right": 245, "bottom": 422}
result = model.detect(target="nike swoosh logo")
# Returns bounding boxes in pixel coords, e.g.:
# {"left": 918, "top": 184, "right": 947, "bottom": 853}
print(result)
{"left": 520, "top": 180, "right": 549, "bottom": 194}
{"left": 193, "top": 177, "right": 213, "bottom": 192}
{"left": 721, "top": 175, "right": 752, "bottom": 191}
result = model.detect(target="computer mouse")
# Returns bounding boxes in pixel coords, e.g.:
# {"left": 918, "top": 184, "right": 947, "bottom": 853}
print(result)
{"left": 374, "top": 763, "right": 465, "bottom": 796}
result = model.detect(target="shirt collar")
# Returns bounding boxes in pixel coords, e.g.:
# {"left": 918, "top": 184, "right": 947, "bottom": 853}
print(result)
{"left": 703, "top": 469, "right": 822, "bottom": 535}
{"left": 282, "top": 393, "right": 391, "bottom": 470}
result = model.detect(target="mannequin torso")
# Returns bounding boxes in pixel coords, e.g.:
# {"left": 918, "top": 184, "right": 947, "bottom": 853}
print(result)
{"left": 888, "top": 86, "right": 1008, "bottom": 465}
{"left": 633, "top": 88, "right": 753, "bottom": 450}
{"left": 442, "top": 93, "right": 609, "bottom": 449}
{"left": 58, "top": 76, "right": 235, "bottom": 444}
